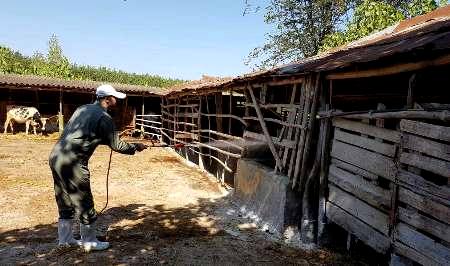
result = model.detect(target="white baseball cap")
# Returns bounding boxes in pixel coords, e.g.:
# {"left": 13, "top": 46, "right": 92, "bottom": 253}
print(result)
{"left": 96, "top": 84, "right": 126, "bottom": 99}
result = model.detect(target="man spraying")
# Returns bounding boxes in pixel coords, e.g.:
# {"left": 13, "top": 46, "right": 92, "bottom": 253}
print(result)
{"left": 49, "top": 84, "right": 147, "bottom": 251}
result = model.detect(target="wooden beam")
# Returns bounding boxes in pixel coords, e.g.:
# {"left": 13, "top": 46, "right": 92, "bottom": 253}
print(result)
{"left": 267, "top": 77, "right": 304, "bottom": 86}
{"left": 215, "top": 92, "right": 223, "bottom": 133}
{"left": 320, "top": 110, "right": 450, "bottom": 122}
{"left": 281, "top": 84, "right": 298, "bottom": 168}
{"left": 244, "top": 116, "right": 303, "bottom": 128}
{"left": 192, "top": 129, "right": 243, "bottom": 141}
{"left": 243, "top": 130, "right": 296, "bottom": 148}
{"left": 245, "top": 103, "right": 300, "bottom": 110}
{"left": 58, "top": 88, "right": 64, "bottom": 134}
{"left": 193, "top": 141, "right": 241, "bottom": 158}
{"left": 333, "top": 118, "right": 400, "bottom": 143}
{"left": 202, "top": 113, "right": 247, "bottom": 126}
{"left": 248, "top": 85, "right": 283, "bottom": 171}
{"left": 326, "top": 54, "right": 450, "bottom": 80}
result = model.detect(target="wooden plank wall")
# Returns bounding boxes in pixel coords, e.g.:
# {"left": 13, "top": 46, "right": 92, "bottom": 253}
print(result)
{"left": 394, "top": 119, "right": 450, "bottom": 266}
{"left": 326, "top": 118, "right": 450, "bottom": 265}
{"left": 327, "top": 117, "right": 398, "bottom": 254}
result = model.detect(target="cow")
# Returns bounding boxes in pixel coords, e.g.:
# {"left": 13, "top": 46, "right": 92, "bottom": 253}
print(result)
{"left": 3, "top": 106, "right": 46, "bottom": 135}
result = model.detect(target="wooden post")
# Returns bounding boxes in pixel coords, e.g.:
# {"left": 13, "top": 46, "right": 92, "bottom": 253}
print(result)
{"left": 281, "top": 84, "right": 298, "bottom": 168}
{"left": 260, "top": 84, "right": 267, "bottom": 104}
{"left": 34, "top": 89, "right": 40, "bottom": 109}
{"left": 407, "top": 73, "right": 416, "bottom": 109}
{"left": 292, "top": 77, "right": 313, "bottom": 186}
{"left": 141, "top": 95, "right": 145, "bottom": 138}
{"left": 215, "top": 92, "right": 223, "bottom": 133}
{"left": 296, "top": 74, "right": 321, "bottom": 191}
{"left": 244, "top": 89, "right": 250, "bottom": 117}
{"left": 318, "top": 113, "right": 331, "bottom": 246}
{"left": 174, "top": 97, "right": 178, "bottom": 143}
{"left": 288, "top": 83, "right": 306, "bottom": 178}
{"left": 58, "top": 88, "right": 64, "bottom": 134}
{"left": 229, "top": 91, "right": 233, "bottom": 134}
{"left": 206, "top": 95, "right": 212, "bottom": 159}
{"left": 248, "top": 85, "right": 283, "bottom": 172}
{"left": 197, "top": 96, "right": 204, "bottom": 170}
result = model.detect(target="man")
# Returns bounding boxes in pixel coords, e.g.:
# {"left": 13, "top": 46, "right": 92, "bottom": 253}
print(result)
{"left": 49, "top": 84, "right": 147, "bottom": 251}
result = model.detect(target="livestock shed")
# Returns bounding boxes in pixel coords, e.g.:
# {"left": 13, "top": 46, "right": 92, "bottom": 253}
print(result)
{"left": 0, "top": 73, "right": 164, "bottom": 134}
{"left": 163, "top": 6, "right": 450, "bottom": 265}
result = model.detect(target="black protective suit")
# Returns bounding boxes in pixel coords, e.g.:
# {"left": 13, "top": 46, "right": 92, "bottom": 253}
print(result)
{"left": 49, "top": 102, "right": 136, "bottom": 224}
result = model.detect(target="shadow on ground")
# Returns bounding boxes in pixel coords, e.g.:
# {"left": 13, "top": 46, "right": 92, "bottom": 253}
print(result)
{"left": 0, "top": 196, "right": 358, "bottom": 265}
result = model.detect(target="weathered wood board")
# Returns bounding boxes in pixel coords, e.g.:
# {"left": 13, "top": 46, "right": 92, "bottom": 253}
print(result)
{"left": 329, "top": 164, "right": 391, "bottom": 208}
{"left": 400, "top": 152, "right": 450, "bottom": 180}
{"left": 395, "top": 223, "right": 450, "bottom": 266}
{"left": 333, "top": 118, "right": 400, "bottom": 143}
{"left": 328, "top": 184, "right": 390, "bottom": 235}
{"left": 400, "top": 119, "right": 450, "bottom": 142}
{"left": 402, "top": 133, "right": 450, "bottom": 162}
{"left": 398, "top": 187, "right": 450, "bottom": 225}
{"left": 398, "top": 207, "right": 450, "bottom": 243}
{"left": 331, "top": 140, "right": 397, "bottom": 181}
{"left": 398, "top": 169, "right": 450, "bottom": 202}
{"left": 334, "top": 129, "right": 396, "bottom": 157}
{"left": 326, "top": 202, "right": 391, "bottom": 253}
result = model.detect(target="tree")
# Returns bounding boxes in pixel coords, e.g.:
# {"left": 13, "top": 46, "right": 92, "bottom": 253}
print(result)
{"left": 0, "top": 35, "right": 184, "bottom": 87}
{"left": 247, "top": 0, "right": 447, "bottom": 69}
{"left": 47, "top": 35, "right": 71, "bottom": 78}
{"left": 321, "top": 0, "right": 447, "bottom": 51}
{"left": 245, "top": 0, "right": 361, "bottom": 69}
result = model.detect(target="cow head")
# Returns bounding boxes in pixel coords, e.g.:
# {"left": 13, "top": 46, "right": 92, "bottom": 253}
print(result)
{"left": 32, "top": 112, "right": 46, "bottom": 132}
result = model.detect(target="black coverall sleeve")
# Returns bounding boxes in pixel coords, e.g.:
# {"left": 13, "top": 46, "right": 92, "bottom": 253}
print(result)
{"left": 97, "top": 116, "right": 137, "bottom": 155}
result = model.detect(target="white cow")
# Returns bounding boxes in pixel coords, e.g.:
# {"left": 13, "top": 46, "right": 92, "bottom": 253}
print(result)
{"left": 3, "top": 106, "right": 46, "bottom": 135}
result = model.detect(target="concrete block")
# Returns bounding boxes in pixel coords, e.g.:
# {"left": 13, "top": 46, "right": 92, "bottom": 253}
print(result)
{"left": 234, "top": 159, "right": 300, "bottom": 237}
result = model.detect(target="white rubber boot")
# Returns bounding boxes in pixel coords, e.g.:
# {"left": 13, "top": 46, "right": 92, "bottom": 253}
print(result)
{"left": 57, "top": 219, "right": 81, "bottom": 246}
{"left": 80, "top": 222, "right": 110, "bottom": 252}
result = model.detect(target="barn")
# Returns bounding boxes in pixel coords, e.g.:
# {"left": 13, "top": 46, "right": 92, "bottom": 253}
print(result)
{"left": 0, "top": 73, "right": 164, "bottom": 133}
{"left": 160, "top": 6, "right": 450, "bottom": 265}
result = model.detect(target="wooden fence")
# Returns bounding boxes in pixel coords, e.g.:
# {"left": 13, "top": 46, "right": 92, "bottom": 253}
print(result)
{"left": 323, "top": 117, "right": 450, "bottom": 265}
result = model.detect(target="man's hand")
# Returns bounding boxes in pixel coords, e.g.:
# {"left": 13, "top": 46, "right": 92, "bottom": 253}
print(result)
{"left": 134, "top": 143, "right": 148, "bottom": 152}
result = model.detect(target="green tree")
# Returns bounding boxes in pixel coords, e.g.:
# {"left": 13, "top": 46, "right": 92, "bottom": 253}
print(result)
{"left": 321, "top": 0, "right": 446, "bottom": 51}
{"left": 246, "top": 0, "right": 360, "bottom": 69}
{"left": 47, "top": 35, "right": 71, "bottom": 78}
{"left": 247, "top": 0, "right": 447, "bottom": 69}
{"left": 1, "top": 35, "right": 185, "bottom": 88}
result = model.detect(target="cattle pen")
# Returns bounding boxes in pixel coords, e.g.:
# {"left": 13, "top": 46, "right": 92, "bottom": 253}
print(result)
{"left": 1, "top": 6, "right": 450, "bottom": 266}
{"left": 158, "top": 7, "right": 450, "bottom": 266}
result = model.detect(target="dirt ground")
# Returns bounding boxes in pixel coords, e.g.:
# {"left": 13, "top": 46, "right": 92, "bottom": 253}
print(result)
{"left": 0, "top": 134, "right": 359, "bottom": 265}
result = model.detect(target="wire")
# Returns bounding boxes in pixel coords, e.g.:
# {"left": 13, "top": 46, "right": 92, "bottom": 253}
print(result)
{"left": 98, "top": 149, "right": 113, "bottom": 215}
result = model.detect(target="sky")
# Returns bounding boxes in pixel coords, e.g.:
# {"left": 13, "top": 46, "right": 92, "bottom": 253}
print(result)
{"left": 0, "top": 0, "right": 271, "bottom": 80}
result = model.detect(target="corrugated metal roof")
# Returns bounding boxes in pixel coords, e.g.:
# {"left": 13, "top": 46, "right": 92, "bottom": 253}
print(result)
{"left": 167, "top": 5, "right": 450, "bottom": 95}
{"left": 0, "top": 73, "right": 167, "bottom": 95}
